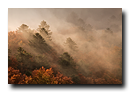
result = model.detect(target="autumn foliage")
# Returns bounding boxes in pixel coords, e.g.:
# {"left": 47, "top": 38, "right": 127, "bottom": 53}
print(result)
{"left": 8, "top": 66, "right": 73, "bottom": 84}
{"left": 8, "top": 20, "right": 122, "bottom": 84}
{"left": 8, "top": 67, "right": 27, "bottom": 84}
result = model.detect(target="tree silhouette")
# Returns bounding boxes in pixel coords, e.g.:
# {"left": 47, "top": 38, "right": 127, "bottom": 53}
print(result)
{"left": 58, "top": 52, "right": 76, "bottom": 67}
{"left": 65, "top": 37, "right": 78, "bottom": 51}
{"left": 17, "top": 47, "right": 32, "bottom": 64}
{"left": 18, "top": 24, "right": 29, "bottom": 32}
{"left": 29, "top": 33, "right": 53, "bottom": 54}
{"left": 37, "top": 20, "right": 52, "bottom": 41}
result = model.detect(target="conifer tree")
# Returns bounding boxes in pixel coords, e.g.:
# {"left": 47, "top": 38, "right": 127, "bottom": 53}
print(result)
{"left": 37, "top": 20, "right": 52, "bottom": 41}
{"left": 65, "top": 37, "right": 78, "bottom": 51}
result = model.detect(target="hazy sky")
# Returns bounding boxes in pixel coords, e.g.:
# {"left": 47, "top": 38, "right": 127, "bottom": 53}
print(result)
{"left": 8, "top": 8, "right": 122, "bottom": 32}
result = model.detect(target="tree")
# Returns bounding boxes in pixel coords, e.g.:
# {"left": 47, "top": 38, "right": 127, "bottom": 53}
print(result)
{"left": 33, "top": 33, "right": 46, "bottom": 44}
{"left": 58, "top": 52, "right": 76, "bottom": 67}
{"left": 17, "top": 24, "right": 30, "bottom": 32}
{"left": 65, "top": 37, "right": 78, "bottom": 51}
{"left": 8, "top": 67, "right": 28, "bottom": 84}
{"left": 37, "top": 20, "right": 52, "bottom": 41}
{"left": 29, "top": 67, "right": 73, "bottom": 84}
{"left": 8, "top": 66, "right": 73, "bottom": 84}
{"left": 16, "top": 47, "right": 35, "bottom": 74}
{"left": 17, "top": 47, "right": 32, "bottom": 62}
{"left": 29, "top": 33, "right": 52, "bottom": 54}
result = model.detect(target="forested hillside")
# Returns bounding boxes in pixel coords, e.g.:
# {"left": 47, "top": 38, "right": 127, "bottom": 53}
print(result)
{"left": 8, "top": 20, "right": 122, "bottom": 84}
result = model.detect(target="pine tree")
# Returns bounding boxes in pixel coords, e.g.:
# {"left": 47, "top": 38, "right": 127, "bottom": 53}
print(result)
{"left": 29, "top": 33, "right": 52, "bottom": 54}
{"left": 18, "top": 24, "right": 30, "bottom": 32}
{"left": 37, "top": 20, "right": 52, "bottom": 41}
{"left": 65, "top": 37, "right": 78, "bottom": 51}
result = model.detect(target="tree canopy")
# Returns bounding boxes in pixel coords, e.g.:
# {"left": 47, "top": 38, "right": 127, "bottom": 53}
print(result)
{"left": 37, "top": 20, "right": 52, "bottom": 41}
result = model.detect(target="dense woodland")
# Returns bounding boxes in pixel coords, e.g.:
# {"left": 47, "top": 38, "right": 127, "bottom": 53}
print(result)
{"left": 8, "top": 20, "right": 122, "bottom": 84}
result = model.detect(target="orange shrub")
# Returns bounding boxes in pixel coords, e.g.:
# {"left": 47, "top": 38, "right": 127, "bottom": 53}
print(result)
{"left": 8, "top": 66, "right": 73, "bottom": 84}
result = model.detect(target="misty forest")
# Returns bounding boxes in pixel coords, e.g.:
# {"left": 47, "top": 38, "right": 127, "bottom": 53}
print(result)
{"left": 8, "top": 8, "right": 122, "bottom": 84}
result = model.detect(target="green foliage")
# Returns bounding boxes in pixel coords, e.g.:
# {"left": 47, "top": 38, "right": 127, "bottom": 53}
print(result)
{"left": 58, "top": 52, "right": 76, "bottom": 67}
